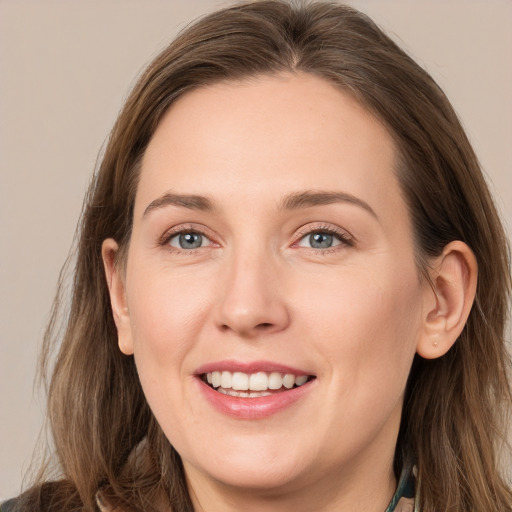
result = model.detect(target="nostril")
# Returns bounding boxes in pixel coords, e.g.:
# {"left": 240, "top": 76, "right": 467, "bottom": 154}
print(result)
{"left": 219, "top": 321, "right": 276, "bottom": 335}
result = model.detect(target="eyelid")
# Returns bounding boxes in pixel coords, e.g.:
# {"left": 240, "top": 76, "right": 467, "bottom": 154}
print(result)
{"left": 292, "top": 223, "right": 355, "bottom": 249}
{"left": 159, "top": 223, "right": 219, "bottom": 249}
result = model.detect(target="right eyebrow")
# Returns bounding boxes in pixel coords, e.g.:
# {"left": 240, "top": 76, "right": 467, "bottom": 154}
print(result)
{"left": 280, "top": 190, "right": 378, "bottom": 219}
{"left": 142, "top": 192, "right": 216, "bottom": 218}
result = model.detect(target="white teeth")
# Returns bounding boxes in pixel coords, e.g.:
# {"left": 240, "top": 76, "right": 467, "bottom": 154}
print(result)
{"left": 212, "top": 371, "right": 221, "bottom": 388}
{"left": 220, "top": 371, "right": 232, "bottom": 389}
{"left": 231, "top": 372, "right": 249, "bottom": 390}
{"left": 268, "top": 372, "right": 283, "bottom": 389}
{"left": 295, "top": 375, "right": 308, "bottom": 386}
{"left": 204, "top": 370, "right": 310, "bottom": 393}
{"left": 220, "top": 389, "right": 272, "bottom": 398}
{"left": 249, "top": 372, "right": 269, "bottom": 391}
{"left": 283, "top": 374, "right": 295, "bottom": 389}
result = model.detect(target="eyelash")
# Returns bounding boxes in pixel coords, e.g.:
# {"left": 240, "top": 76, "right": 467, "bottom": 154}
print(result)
{"left": 293, "top": 224, "right": 354, "bottom": 253}
{"left": 159, "top": 223, "right": 354, "bottom": 255}
{"left": 159, "top": 224, "right": 217, "bottom": 254}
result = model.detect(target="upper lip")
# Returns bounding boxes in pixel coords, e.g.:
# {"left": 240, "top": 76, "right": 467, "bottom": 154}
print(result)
{"left": 195, "top": 360, "right": 314, "bottom": 376}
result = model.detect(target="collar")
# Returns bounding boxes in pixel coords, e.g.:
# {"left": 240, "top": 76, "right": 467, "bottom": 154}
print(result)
{"left": 385, "top": 457, "right": 417, "bottom": 512}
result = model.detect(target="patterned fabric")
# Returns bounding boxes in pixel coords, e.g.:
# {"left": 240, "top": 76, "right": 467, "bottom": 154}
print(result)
{"left": 393, "top": 497, "right": 415, "bottom": 512}
{"left": 96, "top": 492, "right": 109, "bottom": 511}
{"left": 385, "top": 457, "right": 417, "bottom": 512}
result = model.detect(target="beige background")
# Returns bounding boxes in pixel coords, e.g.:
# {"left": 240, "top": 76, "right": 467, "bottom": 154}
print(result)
{"left": 1, "top": 0, "right": 511, "bottom": 501}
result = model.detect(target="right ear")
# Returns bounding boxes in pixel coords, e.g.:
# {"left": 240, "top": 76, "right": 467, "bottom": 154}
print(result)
{"left": 101, "top": 239, "right": 134, "bottom": 355}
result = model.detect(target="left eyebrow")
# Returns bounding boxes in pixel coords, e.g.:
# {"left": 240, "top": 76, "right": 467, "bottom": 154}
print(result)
{"left": 143, "top": 192, "right": 216, "bottom": 218}
{"left": 280, "top": 190, "right": 378, "bottom": 219}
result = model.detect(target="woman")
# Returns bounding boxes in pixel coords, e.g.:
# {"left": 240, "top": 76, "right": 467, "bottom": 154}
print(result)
{"left": 3, "top": 1, "right": 511, "bottom": 511}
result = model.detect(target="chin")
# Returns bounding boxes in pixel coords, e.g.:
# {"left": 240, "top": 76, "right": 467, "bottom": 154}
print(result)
{"left": 182, "top": 437, "right": 312, "bottom": 492}
{"left": 201, "top": 460, "right": 307, "bottom": 493}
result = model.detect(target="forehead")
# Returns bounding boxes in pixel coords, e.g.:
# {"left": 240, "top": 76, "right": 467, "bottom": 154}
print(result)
{"left": 136, "top": 72, "right": 404, "bottom": 224}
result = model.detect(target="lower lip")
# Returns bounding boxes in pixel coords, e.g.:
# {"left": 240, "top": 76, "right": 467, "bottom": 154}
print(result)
{"left": 197, "top": 378, "right": 315, "bottom": 419}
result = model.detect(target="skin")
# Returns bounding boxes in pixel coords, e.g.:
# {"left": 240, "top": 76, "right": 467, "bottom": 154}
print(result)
{"left": 103, "top": 73, "right": 477, "bottom": 511}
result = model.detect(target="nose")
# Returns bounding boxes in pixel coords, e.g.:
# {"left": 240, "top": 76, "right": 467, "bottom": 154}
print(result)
{"left": 214, "top": 249, "right": 290, "bottom": 338}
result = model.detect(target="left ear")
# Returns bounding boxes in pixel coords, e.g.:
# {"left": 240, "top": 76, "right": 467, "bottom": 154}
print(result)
{"left": 416, "top": 240, "right": 478, "bottom": 359}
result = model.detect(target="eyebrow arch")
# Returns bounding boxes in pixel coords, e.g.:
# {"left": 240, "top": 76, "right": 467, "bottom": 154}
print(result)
{"left": 281, "top": 190, "right": 377, "bottom": 219}
{"left": 143, "top": 192, "right": 216, "bottom": 217}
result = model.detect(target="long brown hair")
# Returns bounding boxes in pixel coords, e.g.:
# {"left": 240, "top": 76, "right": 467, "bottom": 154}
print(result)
{"left": 19, "top": 1, "right": 511, "bottom": 511}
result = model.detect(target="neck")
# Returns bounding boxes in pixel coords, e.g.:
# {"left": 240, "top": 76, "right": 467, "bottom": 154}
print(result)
{"left": 185, "top": 453, "right": 397, "bottom": 512}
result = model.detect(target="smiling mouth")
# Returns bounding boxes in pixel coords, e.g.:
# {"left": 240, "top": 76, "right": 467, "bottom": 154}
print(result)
{"left": 201, "top": 371, "right": 315, "bottom": 398}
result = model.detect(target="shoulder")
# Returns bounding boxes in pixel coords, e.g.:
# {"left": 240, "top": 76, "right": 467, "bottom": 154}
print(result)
{"left": 1, "top": 482, "right": 86, "bottom": 512}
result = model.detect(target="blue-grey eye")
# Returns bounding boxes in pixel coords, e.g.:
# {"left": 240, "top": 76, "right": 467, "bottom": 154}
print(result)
{"left": 309, "top": 232, "right": 334, "bottom": 249}
{"left": 169, "top": 232, "right": 205, "bottom": 249}
{"left": 297, "top": 231, "right": 343, "bottom": 249}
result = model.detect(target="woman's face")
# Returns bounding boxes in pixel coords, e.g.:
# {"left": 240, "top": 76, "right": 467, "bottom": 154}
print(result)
{"left": 110, "top": 73, "right": 431, "bottom": 503}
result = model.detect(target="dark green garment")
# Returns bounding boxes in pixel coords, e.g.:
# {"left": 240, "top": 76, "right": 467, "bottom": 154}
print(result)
{"left": 385, "top": 457, "right": 416, "bottom": 511}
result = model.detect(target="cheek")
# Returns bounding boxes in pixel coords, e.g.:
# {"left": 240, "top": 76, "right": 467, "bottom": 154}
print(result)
{"left": 300, "top": 262, "right": 422, "bottom": 389}
{"left": 124, "top": 262, "right": 217, "bottom": 395}
{"left": 124, "top": 266, "right": 218, "bottom": 438}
